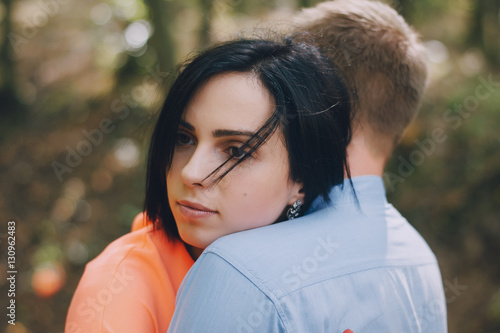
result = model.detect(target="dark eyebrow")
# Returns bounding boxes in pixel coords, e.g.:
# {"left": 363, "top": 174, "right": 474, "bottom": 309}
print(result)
{"left": 180, "top": 119, "right": 256, "bottom": 138}
{"left": 213, "top": 129, "right": 255, "bottom": 138}
{"left": 179, "top": 119, "right": 195, "bottom": 131}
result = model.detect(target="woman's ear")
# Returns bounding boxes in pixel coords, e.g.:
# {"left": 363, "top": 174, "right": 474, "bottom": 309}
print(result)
{"left": 288, "top": 182, "right": 305, "bottom": 206}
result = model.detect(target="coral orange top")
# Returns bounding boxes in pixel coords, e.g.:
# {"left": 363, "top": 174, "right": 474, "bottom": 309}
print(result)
{"left": 65, "top": 214, "right": 194, "bottom": 333}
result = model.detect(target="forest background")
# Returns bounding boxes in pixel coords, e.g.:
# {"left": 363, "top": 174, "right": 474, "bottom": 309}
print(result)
{"left": 0, "top": 0, "right": 499, "bottom": 332}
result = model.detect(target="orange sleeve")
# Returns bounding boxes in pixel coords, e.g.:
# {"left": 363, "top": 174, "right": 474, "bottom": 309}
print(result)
{"left": 65, "top": 268, "right": 158, "bottom": 332}
{"left": 65, "top": 227, "right": 194, "bottom": 333}
{"left": 131, "top": 212, "right": 150, "bottom": 232}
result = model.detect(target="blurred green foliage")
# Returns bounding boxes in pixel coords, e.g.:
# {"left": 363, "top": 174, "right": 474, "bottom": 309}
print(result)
{"left": 0, "top": 0, "right": 499, "bottom": 332}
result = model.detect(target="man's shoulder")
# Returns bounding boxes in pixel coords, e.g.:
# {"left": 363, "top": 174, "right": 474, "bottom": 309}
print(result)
{"left": 174, "top": 179, "right": 447, "bottom": 332}
{"left": 203, "top": 199, "right": 438, "bottom": 297}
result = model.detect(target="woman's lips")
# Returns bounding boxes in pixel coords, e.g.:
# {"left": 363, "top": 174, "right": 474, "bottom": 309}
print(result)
{"left": 177, "top": 200, "right": 218, "bottom": 219}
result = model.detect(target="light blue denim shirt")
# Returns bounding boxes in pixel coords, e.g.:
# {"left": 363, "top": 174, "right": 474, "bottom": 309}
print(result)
{"left": 168, "top": 176, "right": 447, "bottom": 332}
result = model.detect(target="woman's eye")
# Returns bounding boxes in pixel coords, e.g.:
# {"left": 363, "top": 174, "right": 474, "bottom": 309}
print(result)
{"left": 227, "top": 146, "right": 249, "bottom": 159}
{"left": 175, "top": 133, "right": 194, "bottom": 146}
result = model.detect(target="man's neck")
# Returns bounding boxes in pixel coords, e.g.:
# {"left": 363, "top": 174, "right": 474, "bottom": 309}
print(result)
{"left": 346, "top": 133, "right": 388, "bottom": 177}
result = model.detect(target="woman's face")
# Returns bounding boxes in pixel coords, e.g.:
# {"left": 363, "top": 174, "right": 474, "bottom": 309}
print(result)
{"left": 167, "top": 72, "right": 303, "bottom": 251}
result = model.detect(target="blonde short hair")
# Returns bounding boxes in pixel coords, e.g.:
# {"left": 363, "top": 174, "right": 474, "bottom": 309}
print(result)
{"left": 294, "top": 0, "right": 428, "bottom": 153}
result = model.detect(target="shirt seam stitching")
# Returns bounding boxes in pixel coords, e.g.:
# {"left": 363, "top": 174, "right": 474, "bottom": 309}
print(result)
{"left": 202, "top": 249, "right": 292, "bottom": 333}
{"left": 207, "top": 245, "right": 438, "bottom": 299}
{"left": 277, "top": 261, "right": 439, "bottom": 298}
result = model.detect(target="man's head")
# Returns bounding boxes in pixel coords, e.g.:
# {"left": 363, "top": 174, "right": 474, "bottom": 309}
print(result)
{"left": 294, "top": 0, "right": 428, "bottom": 158}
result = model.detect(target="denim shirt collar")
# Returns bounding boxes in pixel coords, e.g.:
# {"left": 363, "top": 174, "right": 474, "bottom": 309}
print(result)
{"left": 307, "top": 175, "right": 388, "bottom": 214}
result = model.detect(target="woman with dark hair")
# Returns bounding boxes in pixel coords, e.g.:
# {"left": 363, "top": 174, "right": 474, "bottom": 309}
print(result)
{"left": 65, "top": 37, "right": 352, "bottom": 332}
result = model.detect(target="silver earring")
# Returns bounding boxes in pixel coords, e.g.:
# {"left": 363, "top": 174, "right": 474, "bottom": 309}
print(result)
{"left": 287, "top": 200, "right": 302, "bottom": 220}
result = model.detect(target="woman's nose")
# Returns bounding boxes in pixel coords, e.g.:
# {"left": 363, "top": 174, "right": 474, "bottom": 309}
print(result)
{"left": 180, "top": 147, "right": 213, "bottom": 188}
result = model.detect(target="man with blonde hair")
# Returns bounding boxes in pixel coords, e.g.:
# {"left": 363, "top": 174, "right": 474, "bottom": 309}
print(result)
{"left": 168, "top": 1, "right": 447, "bottom": 332}
{"left": 294, "top": 0, "right": 428, "bottom": 176}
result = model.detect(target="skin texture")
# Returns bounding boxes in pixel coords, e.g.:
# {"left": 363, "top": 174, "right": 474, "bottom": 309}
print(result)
{"left": 166, "top": 72, "right": 304, "bottom": 257}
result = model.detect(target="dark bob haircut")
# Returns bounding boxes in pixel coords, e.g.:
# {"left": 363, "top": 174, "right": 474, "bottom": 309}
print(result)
{"left": 145, "top": 37, "right": 352, "bottom": 241}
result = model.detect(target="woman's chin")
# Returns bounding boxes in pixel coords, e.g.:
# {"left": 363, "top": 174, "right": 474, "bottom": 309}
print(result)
{"left": 178, "top": 231, "right": 211, "bottom": 252}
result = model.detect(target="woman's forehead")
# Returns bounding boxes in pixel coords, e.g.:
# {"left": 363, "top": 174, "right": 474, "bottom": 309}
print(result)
{"left": 183, "top": 72, "right": 275, "bottom": 132}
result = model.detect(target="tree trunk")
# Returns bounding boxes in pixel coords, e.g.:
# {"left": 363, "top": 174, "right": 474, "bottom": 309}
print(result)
{"left": 143, "top": 0, "right": 177, "bottom": 75}
{"left": 199, "top": 0, "right": 215, "bottom": 49}
{"left": 0, "top": 0, "right": 26, "bottom": 139}
{"left": 467, "top": 0, "right": 500, "bottom": 66}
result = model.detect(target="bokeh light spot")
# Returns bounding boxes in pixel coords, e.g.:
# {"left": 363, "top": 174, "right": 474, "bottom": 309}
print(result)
{"left": 424, "top": 40, "right": 449, "bottom": 64}
{"left": 113, "top": 138, "right": 140, "bottom": 168}
{"left": 32, "top": 262, "right": 66, "bottom": 298}
{"left": 90, "top": 3, "right": 112, "bottom": 25}
{"left": 124, "top": 20, "right": 151, "bottom": 50}
{"left": 65, "top": 240, "right": 89, "bottom": 265}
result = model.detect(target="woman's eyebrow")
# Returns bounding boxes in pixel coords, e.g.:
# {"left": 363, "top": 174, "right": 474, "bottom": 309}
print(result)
{"left": 179, "top": 120, "right": 254, "bottom": 138}
{"left": 180, "top": 119, "right": 258, "bottom": 139}
{"left": 212, "top": 129, "right": 255, "bottom": 138}
{"left": 179, "top": 119, "right": 195, "bottom": 131}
